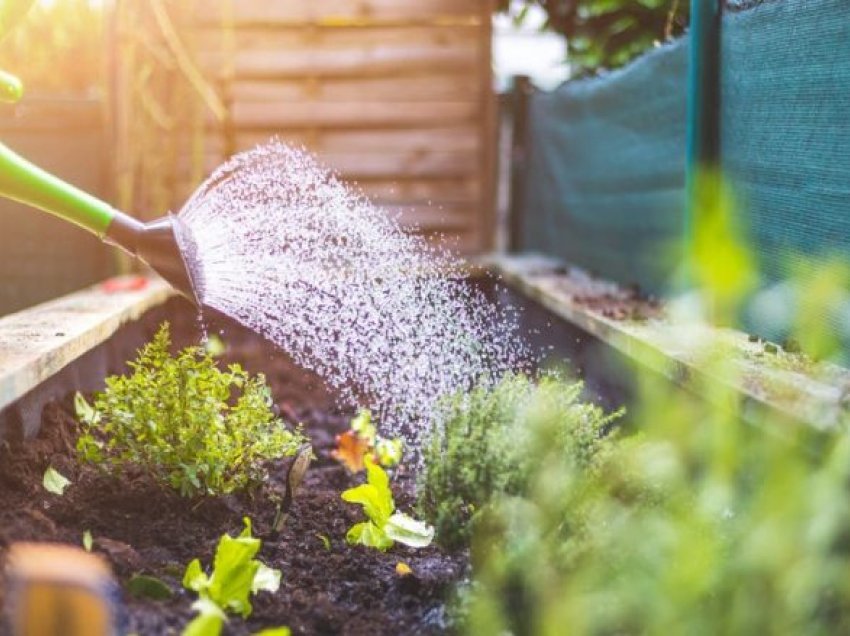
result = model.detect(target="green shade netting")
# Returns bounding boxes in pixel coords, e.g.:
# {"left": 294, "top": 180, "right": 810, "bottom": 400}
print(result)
{"left": 520, "top": 37, "right": 688, "bottom": 292}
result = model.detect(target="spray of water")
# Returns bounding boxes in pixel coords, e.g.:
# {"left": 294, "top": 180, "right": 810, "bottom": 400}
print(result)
{"left": 178, "top": 141, "right": 532, "bottom": 451}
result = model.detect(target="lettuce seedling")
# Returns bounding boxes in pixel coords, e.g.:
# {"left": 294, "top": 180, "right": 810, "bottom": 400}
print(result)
{"left": 341, "top": 457, "right": 433, "bottom": 551}
{"left": 182, "top": 518, "right": 283, "bottom": 636}
{"left": 42, "top": 466, "right": 71, "bottom": 495}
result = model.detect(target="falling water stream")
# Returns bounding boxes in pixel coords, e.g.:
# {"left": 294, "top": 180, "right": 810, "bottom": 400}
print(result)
{"left": 177, "top": 142, "right": 533, "bottom": 449}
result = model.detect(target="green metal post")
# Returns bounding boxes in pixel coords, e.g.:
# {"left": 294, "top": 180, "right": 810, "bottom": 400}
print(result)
{"left": 685, "top": 0, "right": 721, "bottom": 280}
{"left": 508, "top": 75, "right": 532, "bottom": 253}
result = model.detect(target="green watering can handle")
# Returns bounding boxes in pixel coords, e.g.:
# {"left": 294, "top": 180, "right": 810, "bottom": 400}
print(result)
{"left": 0, "top": 141, "right": 119, "bottom": 236}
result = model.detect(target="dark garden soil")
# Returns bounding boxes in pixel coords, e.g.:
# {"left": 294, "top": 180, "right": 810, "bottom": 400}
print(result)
{"left": 0, "top": 310, "right": 467, "bottom": 635}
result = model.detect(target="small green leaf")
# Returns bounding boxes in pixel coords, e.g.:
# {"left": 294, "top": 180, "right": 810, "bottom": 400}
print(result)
{"left": 251, "top": 563, "right": 281, "bottom": 594}
{"left": 350, "top": 409, "right": 376, "bottom": 444}
{"left": 341, "top": 484, "right": 388, "bottom": 526}
{"left": 182, "top": 601, "right": 225, "bottom": 636}
{"left": 204, "top": 334, "right": 226, "bottom": 357}
{"left": 341, "top": 457, "right": 394, "bottom": 526}
{"left": 384, "top": 513, "right": 434, "bottom": 548}
{"left": 183, "top": 517, "right": 279, "bottom": 624}
{"left": 253, "top": 628, "right": 291, "bottom": 636}
{"left": 316, "top": 533, "right": 331, "bottom": 551}
{"left": 43, "top": 466, "right": 71, "bottom": 495}
{"left": 127, "top": 574, "right": 173, "bottom": 600}
{"left": 375, "top": 437, "right": 403, "bottom": 467}
{"left": 82, "top": 530, "right": 93, "bottom": 552}
{"left": 183, "top": 559, "right": 208, "bottom": 592}
{"left": 346, "top": 521, "right": 393, "bottom": 551}
{"left": 74, "top": 392, "right": 99, "bottom": 424}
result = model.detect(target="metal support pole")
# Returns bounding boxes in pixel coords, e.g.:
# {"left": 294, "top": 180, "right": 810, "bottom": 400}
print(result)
{"left": 508, "top": 75, "right": 532, "bottom": 253}
{"left": 684, "top": 0, "right": 721, "bottom": 279}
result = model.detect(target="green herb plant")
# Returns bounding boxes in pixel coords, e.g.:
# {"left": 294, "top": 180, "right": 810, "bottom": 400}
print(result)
{"left": 75, "top": 323, "right": 304, "bottom": 497}
{"left": 182, "top": 518, "right": 288, "bottom": 636}
{"left": 342, "top": 457, "right": 434, "bottom": 552}
{"left": 418, "top": 372, "right": 620, "bottom": 549}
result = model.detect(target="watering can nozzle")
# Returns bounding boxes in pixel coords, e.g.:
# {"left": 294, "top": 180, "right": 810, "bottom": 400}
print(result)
{"left": 105, "top": 213, "right": 204, "bottom": 307}
{"left": 0, "top": 141, "right": 205, "bottom": 307}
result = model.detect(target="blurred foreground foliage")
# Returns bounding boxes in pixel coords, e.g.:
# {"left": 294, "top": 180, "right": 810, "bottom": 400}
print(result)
{"left": 423, "top": 173, "right": 850, "bottom": 633}
{"left": 499, "top": 0, "right": 689, "bottom": 74}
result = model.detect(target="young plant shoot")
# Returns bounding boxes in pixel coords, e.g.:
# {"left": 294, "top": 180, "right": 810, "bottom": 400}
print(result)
{"left": 75, "top": 323, "right": 304, "bottom": 497}
{"left": 341, "top": 457, "right": 433, "bottom": 551}
{"left": 182, "top": 518, "right": 286, "bottom": 636}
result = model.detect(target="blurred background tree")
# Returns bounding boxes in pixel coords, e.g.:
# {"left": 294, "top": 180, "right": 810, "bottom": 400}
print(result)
{"left": 0, "top": 0, "right": 104, "bottom": 93}
{"left": 498, "top": 0, "right": 689, "bottom": 74}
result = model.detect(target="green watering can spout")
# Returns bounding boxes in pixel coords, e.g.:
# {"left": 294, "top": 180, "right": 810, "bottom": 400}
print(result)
{"left": 0, "top": 141, "right": 203, "bottom": 306}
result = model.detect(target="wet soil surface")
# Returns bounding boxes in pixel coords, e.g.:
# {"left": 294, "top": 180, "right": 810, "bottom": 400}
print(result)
{"left": 0, "top": 315, "right": 466, "bottom": 635}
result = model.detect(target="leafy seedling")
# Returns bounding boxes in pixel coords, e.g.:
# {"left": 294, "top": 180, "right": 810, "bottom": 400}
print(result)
{"left": 331, "top": 409, "right": 403, "bottom": 473}
{"left": 42, "top": 466, "right": 70, "bottom": 495}
{"left": 271, "top": 444, "right": 313, "bottom": 534}
{"left": 317, "top": 534, "right": 331, "bottom": 551}
{"left": 182, "top": 517, "right": 281, "bottom": 636}
{"left": 127, "top": 574, "right": 173, "bottom": 600}
{"left": 341, "top": 457, "right": 433, "bottom": 552}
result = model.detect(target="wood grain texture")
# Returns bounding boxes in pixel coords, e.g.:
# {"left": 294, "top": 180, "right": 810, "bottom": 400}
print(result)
{"left": 199, "top": 42, "right": 479, "bottom": 80}
{"left": 0, "top": 277, "right": 172, "bottom": 412}
{"left": 229, "top": 101, "right": 479, "bottom": 130}
{"left": 190, "top": 0, "right": 493, "bottom": 252}
{"left": 235, "top": 127, "right": 479, "bottom": 153}
{"left": 229, "top": 75, "right": 481, "bottom": 103}
{"left": 197, "top": 0, "right": 483, "bottom": 26}
{"left": 489, "top": 253, "right": 850, "bottom": 431}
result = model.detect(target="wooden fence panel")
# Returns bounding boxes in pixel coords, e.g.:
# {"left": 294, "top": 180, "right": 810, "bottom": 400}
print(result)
{"left": 194, "top": 0, "right": 493, "bottom": 252}
{"left": 197, "top": 0, "right": 483, "bottom": 26}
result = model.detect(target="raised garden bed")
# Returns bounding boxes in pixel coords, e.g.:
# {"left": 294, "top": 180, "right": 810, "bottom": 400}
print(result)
{"left": 0, "top": 274, "right": 630, "bottom": 635}
{"left": 0, "top": 296, "right": 461, "bottom": 634}
{"left": 2, "top": 258, "right": 850, "bottom": 634}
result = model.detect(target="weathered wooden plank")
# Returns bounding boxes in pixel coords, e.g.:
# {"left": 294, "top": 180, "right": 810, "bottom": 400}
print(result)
{"left": 197, "top": 0, "right": 484, "bottom": 26}
{"left": 184, "top": 0, "right": 491, "bottom": 252}
{"left": 195, "top": 23, "right": 481, "bottom": 52}
{"left": 0, "top": 277, "right": 173, "bottom": 413}
{"left": 230, "top": 101, "right": 478, "bottom": 129}
{"left": 198, "top": 43, "right": 478, "bottom": 79}
{"left": 234, "top": 126, "right": 479, "bottom": 154}
{"left": 229, "top": 75, "right": 481, "bottom": 103}
{"left": 489, "top": 253, "right": 850, "bottom": 430}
